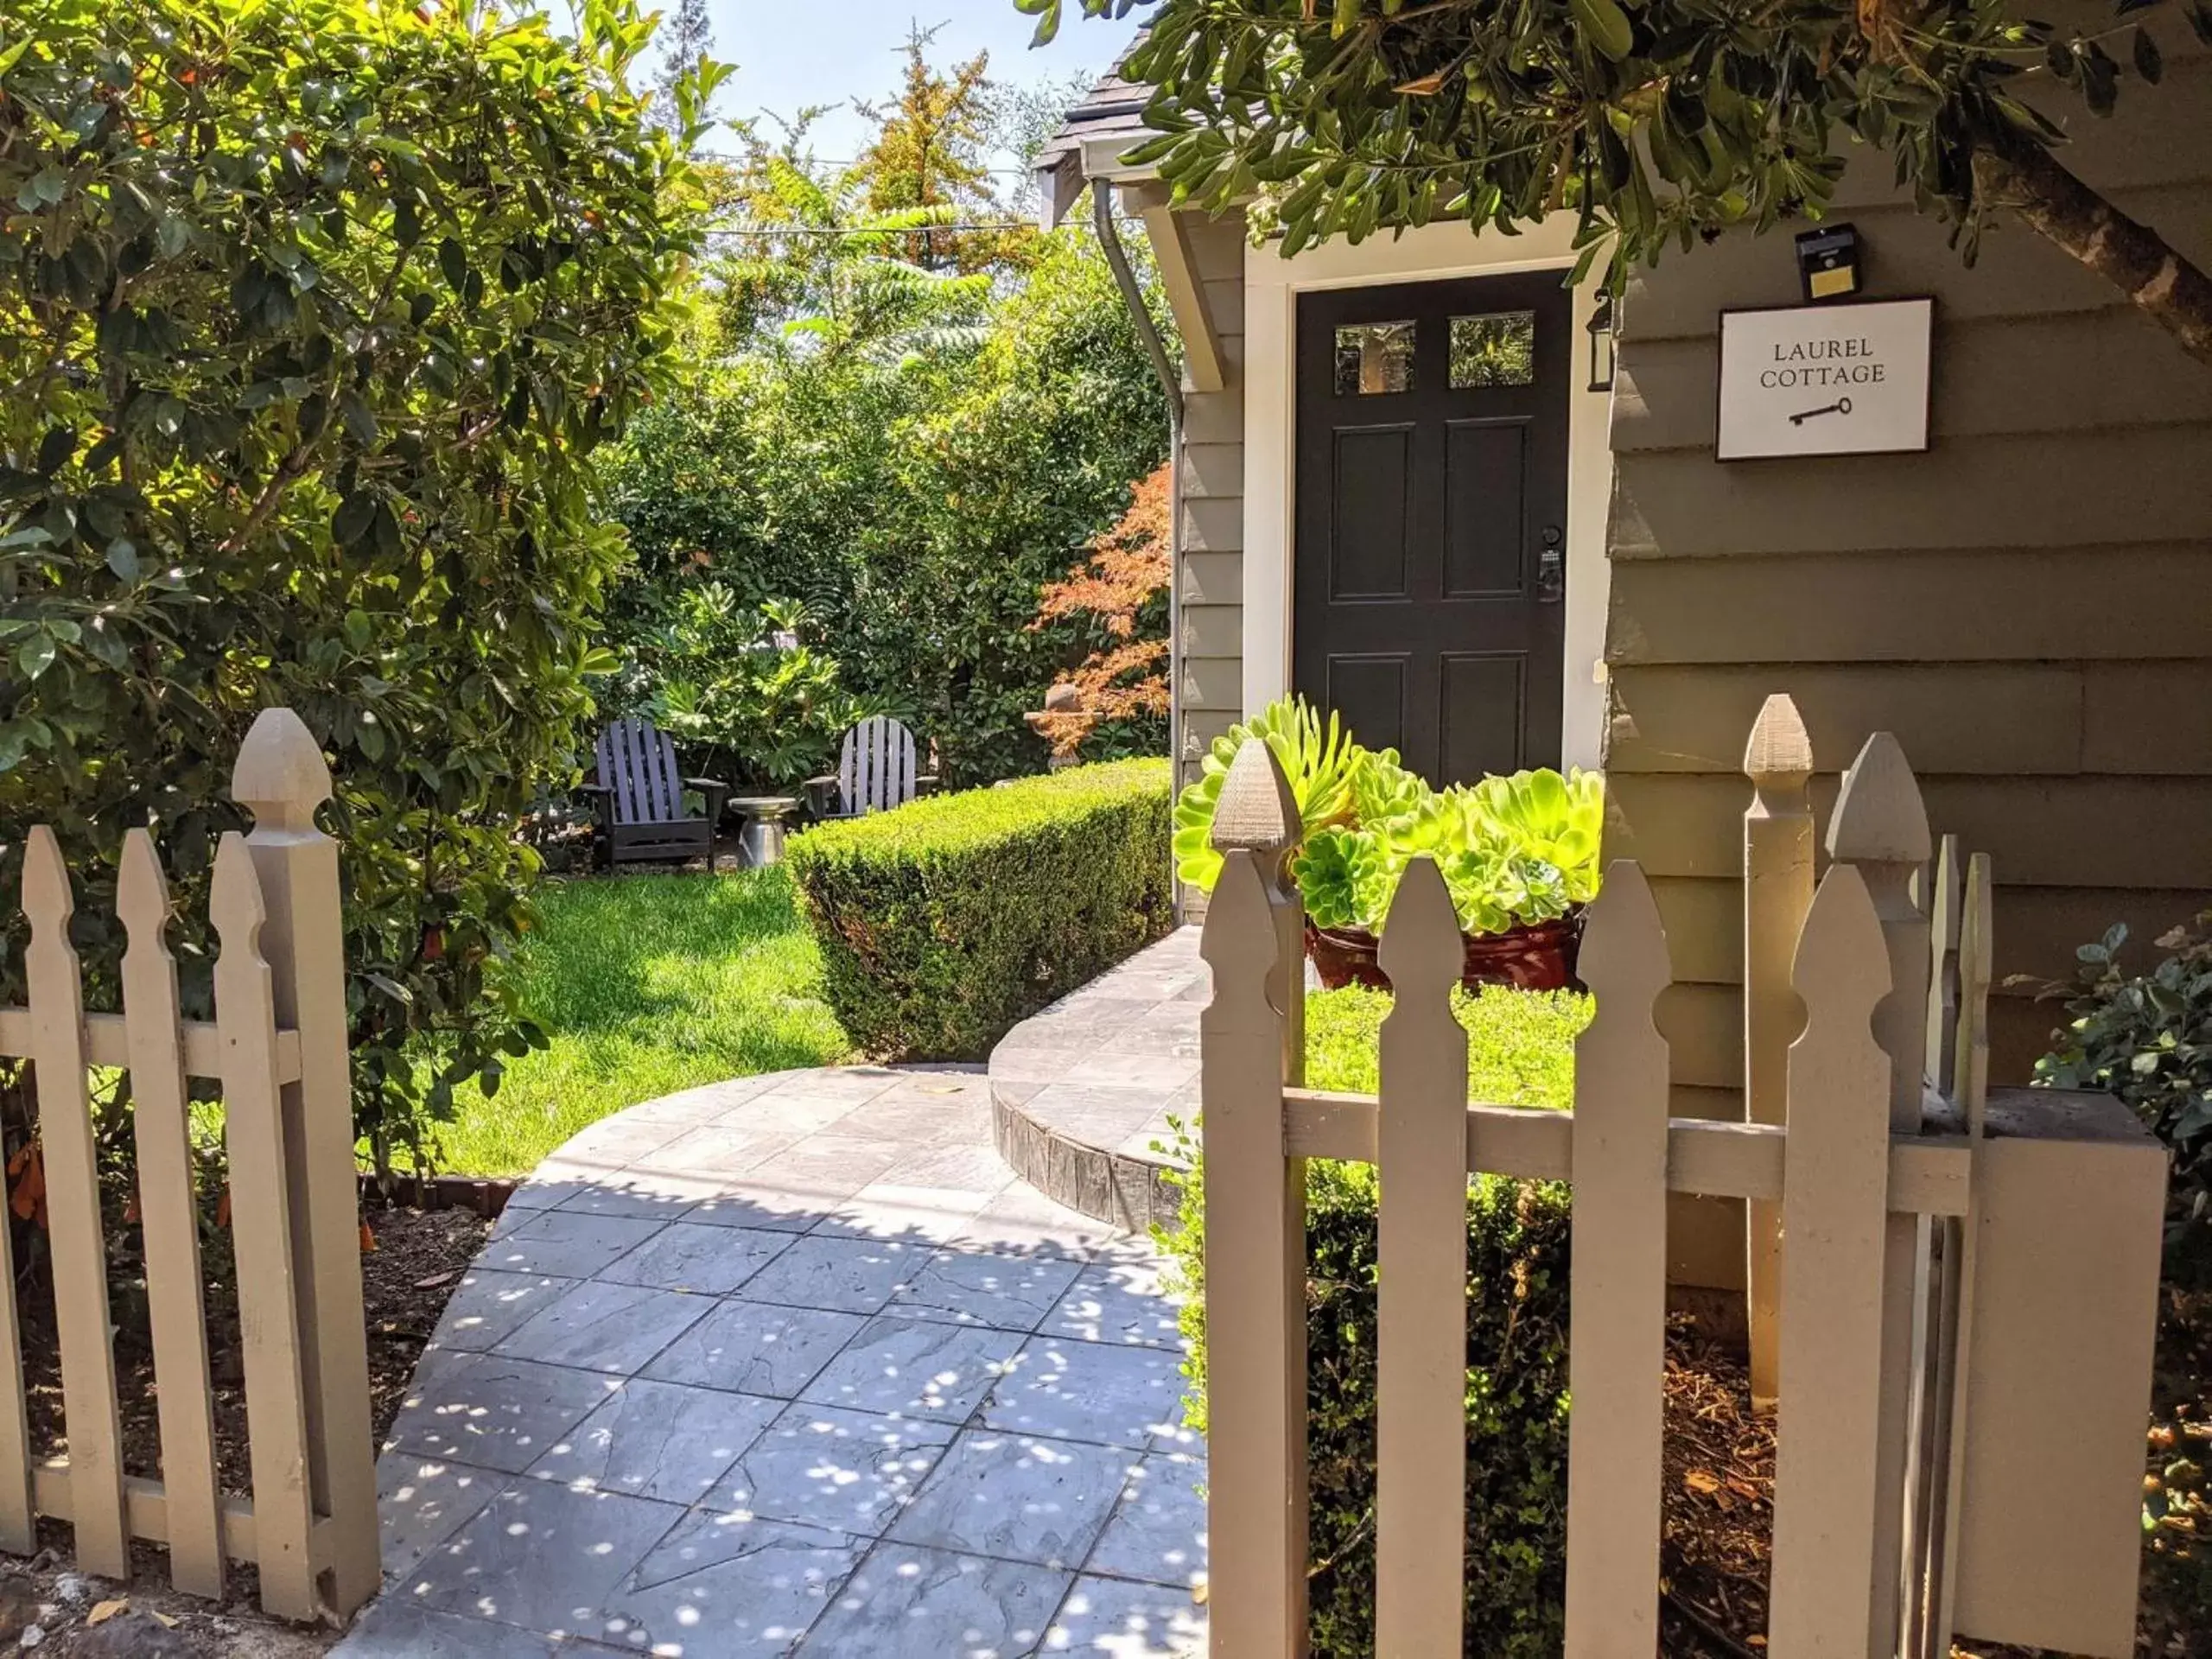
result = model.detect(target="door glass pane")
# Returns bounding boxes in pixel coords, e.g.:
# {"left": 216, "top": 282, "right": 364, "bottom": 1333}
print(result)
{"left": 1449, "top": 310, "right": 1536, "bottom": 387}
{"left": 1334, "top": 321, "right": 1416, "bottom": 396}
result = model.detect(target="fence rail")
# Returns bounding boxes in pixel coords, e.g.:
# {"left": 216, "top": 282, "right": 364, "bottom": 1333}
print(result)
{"left": 0, "top": 709, "right": 379, "bottom": 1620}
{"left": 1198, "top": 703, "right": 2164, "bottom": 1659}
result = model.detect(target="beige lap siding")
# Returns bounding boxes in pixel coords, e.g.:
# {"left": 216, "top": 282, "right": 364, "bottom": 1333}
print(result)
{"left": 1173, "top": 208, "right": 1249, "bottom": 918}
{"left": 1603, "top": 32, "right": 2212, "bottom": 1289}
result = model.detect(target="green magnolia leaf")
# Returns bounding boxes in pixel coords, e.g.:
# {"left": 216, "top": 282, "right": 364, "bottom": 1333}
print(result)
{"left": 2133, "top": 26, "right": 2163, "bottom": 84}
{"left": 104, "top": 537, "right": 139, "bottom": 581}
{"left": 35, "top": 424, "right": 75, "bottom": 474}
{"left": 340, "top": 390, "right": 379, "bottom": 446}
{"left": 332, "top": 490, "right": 377, "bottom": 549}
{"left": 1569, "top": 0, "right": 1636, "bottom": 60}
{"left": 16, "top": 633, "right": 56, "bottom": 679}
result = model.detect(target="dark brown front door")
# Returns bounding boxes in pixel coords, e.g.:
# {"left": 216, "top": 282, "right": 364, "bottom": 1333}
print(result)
{"left": 1294, "top": 271, "right": 1572, "bottom": 785}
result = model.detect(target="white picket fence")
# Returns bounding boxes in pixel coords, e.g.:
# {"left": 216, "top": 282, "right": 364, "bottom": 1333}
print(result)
{"left": 0, "top": 709, "right": 379, "bottom": 1619}
{"left": 1197, "top": 700, "right": 2161, "bottom": 1657}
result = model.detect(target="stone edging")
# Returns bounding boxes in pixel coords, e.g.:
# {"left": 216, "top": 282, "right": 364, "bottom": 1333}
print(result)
{"left": 991, "top": 1088, "right": 1185, "bottom": 1234}
{"left": 986, "top": 927, "right": 1205, "bottom": 1235}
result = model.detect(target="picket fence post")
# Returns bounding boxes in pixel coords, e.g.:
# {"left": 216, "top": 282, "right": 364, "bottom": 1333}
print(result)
{"left": 1375, "top": 857, "right": 1469, "bottom": 1653}
{"left": 212, "top": 836, "right": 320, "bottom": 1619}
{"left": 1563, "top": 861, "right": 1673, "bottom": 1656}
{"left": 234, "top": 708, "right": 382, "bottom": 1612}
{"left": 1742, "top": 693, "right": 1815, "bottom": 1410}
{"left": 1769, "top": 861, "right": 1897, "bottom": 1656}
{"left": 1827, "top": 733, "right": 1933, "bottom": 1652}
{"left": 1200, "top": 739, "right": 1308, "bottom": 1657}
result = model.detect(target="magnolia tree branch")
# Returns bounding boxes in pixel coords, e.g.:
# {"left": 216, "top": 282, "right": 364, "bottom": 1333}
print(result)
{"left": 1974, "top": 139, "right": 2212, "bottom": 367}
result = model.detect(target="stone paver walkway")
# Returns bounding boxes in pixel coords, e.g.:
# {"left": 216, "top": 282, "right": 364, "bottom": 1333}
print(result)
{"left": 339, "top": 1066, "right": 1208, "bottom": 1658}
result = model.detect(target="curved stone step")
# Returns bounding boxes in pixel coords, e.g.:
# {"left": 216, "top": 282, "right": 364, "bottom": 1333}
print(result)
{"left": 988, "top": 928, "right": 1205, "bottom": 1234}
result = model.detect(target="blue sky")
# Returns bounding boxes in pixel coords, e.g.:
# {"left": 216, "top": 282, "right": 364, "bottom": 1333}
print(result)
{"left": 686, "top": 1, "right": 1143, "bottom": 166}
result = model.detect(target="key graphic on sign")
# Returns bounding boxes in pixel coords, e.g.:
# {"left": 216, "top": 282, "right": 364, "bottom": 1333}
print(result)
{"left": 1789, "top": 395, "right": 1853, "bottom": 425}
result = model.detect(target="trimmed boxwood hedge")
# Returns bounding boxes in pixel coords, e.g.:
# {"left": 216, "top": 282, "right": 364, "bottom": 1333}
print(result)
{"left": 785, "top": 759, "right": 1173, "bottom": 1060}
{"left": 1160, "top": 983, "right": 1587, "bottom": 1656}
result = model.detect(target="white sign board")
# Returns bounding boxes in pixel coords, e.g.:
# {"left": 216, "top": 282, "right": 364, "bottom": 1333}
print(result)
{"left": 1716, "top": 298, "right": 1933, "bottom": 461}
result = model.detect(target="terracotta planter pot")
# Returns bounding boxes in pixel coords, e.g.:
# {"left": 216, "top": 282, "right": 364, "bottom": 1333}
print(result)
{"left": 1305, "top": 911, "right": 1583, "bottom": 994}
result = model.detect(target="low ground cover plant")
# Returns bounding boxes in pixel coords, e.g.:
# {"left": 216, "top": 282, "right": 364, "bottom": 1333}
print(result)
{"left": 1161, "top": 982, "right": 1589, "bottom": 1656}
{"left": 788, "top": 759, "right": 1173, "bottom": 1058}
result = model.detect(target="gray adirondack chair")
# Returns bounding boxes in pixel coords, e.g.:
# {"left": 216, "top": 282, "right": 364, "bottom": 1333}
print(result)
{"left": 581, "top": 716, "right": 729, "bottom": 868}
{"left": 805, "top": 715, "right": 935, "bottom": 819}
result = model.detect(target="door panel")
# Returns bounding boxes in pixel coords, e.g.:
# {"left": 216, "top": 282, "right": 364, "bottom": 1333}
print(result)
{"left": 1325, "top": 655, "right": 1409, "bottom": 759}
{"left": 1440, "top": 654, "right": 1527, "bottom": 785}
{"left": 1294, "top": 271, "right": 1572, "bottom": 787}
{"left": 1331, "top": 427, "right": 1414, "bottom": 600}
{"left": 1442, "top": 419, "right": 1531, "bottom": 597}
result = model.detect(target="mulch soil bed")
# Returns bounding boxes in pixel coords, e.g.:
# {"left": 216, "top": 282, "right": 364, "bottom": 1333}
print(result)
{"left": 1656, "top": 1237, "right": 2212, "bottom": 1659}
{"left": 1659, "top": 1317, "right": 1777, "bottom": 1656}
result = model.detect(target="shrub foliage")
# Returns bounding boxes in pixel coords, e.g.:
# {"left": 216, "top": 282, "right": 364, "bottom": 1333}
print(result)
{"left": 786, "top": 759, "right": 1172, "bottom": 1058}
{"left": 601, "top": 213, "right": 1171, "bottom": 788}
{"left": 1162, "top": 983, "right": 1589, "bottom": 1656}
{"left": 2035, "top": 913, "right": 2212, "bottom": 1225}
{"left": 0, "top": 0, "right": 711, "bottom": 1165}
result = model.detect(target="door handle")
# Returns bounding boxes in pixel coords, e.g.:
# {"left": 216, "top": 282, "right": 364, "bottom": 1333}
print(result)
{"left": 1536, "top": 530, "right": 1564, "bottom": 602}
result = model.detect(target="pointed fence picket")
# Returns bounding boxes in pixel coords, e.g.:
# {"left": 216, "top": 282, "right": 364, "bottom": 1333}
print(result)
{"left": 0, "top": 709, "right": 379, "bottom": 1619}
{"left": 1561, "top": 862, "right": 1672, "bottom": 1658}
{"left": 1374, "top": 859, "right": 1471, "bottom": 1654}
{"left": 118, "top": 832, "right": 225, "bottom": 1599}
{"left": 1767, "top": 863, "right": 1896, "bottom": 1655}
{"left": 1197, "top": 709, "right": 2159, "bottom": 1659}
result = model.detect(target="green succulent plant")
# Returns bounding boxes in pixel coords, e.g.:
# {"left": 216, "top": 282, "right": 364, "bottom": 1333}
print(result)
{"left": 1466, "top": 768, "right": 1607, "bottom": 904}
{"left": 1175, "top": 693, "right": 1606, "bottom": 938}
{"left": 1351, "top": 746, "right": 1428, "bottom": 833}
{"left": 1173, "top": 695, "right": 1371, "bottom": 891}
{"left": 1297, "top": 805, "right": 1573, "bottom": 938}
{"left": 1289, "top": 827, "right": 1369, "bottom": 931}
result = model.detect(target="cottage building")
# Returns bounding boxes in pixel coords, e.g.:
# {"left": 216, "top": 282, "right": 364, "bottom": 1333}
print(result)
{"left": 1039, "top": 34, "right": 2212, "bottom": 1288}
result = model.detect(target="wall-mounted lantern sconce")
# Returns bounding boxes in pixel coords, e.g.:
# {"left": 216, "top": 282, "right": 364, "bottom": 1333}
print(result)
{"left": 1795, "top": 222, "right": 1863, "bottom": 302}
{"left": 1586, "top": 294, "right": 1616, "bottom": 393}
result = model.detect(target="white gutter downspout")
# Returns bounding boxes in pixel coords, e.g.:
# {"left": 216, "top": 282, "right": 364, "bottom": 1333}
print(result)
{"left": 1090, "top": 178, "right": 1188, "bottom": 923}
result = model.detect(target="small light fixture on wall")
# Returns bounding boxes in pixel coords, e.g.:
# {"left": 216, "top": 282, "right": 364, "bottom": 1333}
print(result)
{"left": 1586, "top": 293, "right": 1616, "bottom": 393}
{"left": 1795, "top": 222, "right": 1863, "bottom": 302}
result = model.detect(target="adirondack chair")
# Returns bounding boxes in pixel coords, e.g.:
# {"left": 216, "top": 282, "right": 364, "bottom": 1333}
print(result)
{"left": 805, "top": 715, "right": 935, "bottom": 819}
{"left": 581, "top": 716, "right": 729, "bottom": 868}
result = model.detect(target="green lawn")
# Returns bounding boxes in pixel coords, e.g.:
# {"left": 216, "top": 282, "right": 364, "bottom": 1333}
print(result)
{"left": 431, "top": 869, "right": 853, "bottom": 1176}
{"left": 1304, "top": 982, "right": 1589, "bottom": 1107}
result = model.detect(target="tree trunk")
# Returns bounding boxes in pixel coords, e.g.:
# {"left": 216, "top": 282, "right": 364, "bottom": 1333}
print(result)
{"left": 1974, "top": 139, "right": 2212, "bottom": 368}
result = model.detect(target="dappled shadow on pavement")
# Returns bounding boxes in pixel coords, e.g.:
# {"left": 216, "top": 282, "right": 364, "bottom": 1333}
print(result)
{"left": 337, "top": 1065, "right": 1208, "bottom": 1658}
